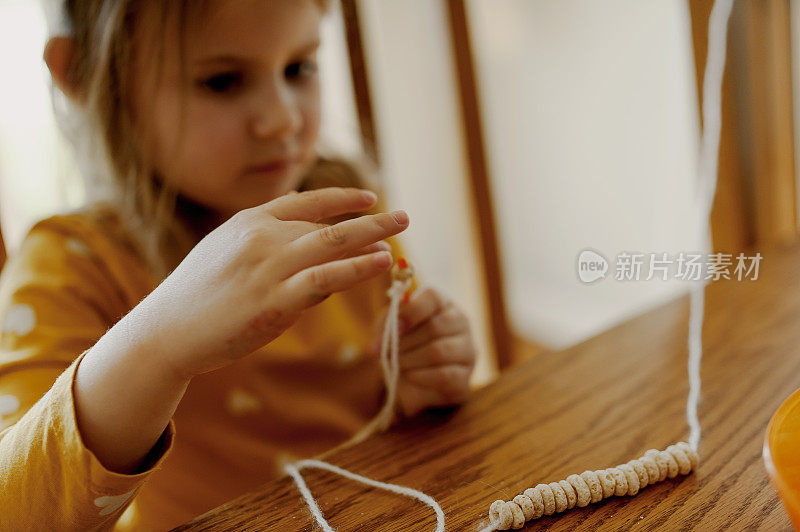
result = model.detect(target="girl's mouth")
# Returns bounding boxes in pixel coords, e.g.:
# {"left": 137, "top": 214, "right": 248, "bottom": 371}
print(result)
{"left": 245, "top": 158, "right": 298, "bottom": 176}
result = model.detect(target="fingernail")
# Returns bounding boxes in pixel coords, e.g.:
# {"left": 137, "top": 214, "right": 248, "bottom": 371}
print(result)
{"left": 361, "top": 190, "right": 378, "bottom": 203}
{"left": 374, "top": 251, "right": 393, "bottom": 268}
{"left": 377, "top": 241, "right": 391, "bottom": 252}
{"left": 391, "top": 210, "right": 409, "bottom": 225}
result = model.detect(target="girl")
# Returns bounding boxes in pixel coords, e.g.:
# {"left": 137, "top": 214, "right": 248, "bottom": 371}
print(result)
{"left": 0, "top": 1, "right": 476, "bottom": 530}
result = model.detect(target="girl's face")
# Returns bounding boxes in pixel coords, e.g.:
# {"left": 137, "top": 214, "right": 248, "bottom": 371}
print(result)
{"left": 131, "top": 0, "right": 323, "bottom": 220}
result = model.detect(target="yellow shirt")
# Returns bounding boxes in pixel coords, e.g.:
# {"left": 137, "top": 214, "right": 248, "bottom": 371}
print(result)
{"left": 0, "top": 204, "right": 403, "bottom": 531}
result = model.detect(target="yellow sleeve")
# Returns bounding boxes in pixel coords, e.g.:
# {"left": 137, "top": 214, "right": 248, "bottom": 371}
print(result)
{"left": 0, "top": 217, "right": 174, "bottom": 530}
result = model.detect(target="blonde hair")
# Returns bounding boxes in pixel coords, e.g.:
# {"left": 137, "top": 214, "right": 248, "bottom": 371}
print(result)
{"left": 53, "top": 0, "right": 370, "bottom": 281}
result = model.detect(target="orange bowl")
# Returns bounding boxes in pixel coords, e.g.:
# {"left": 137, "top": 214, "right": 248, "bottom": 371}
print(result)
{"left": 764, "top": 386, "right": 800, "bottom": 530}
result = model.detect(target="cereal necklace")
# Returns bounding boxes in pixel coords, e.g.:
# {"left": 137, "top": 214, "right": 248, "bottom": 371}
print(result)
{"left": 481, "top": 0, "right": 732, "bottom": 528}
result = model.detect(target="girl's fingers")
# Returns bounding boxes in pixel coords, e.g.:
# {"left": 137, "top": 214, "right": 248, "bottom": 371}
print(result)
{"left": 280, "top": 220, "right": 327, "bottom": 241}
{"left": 280, "top": 210, "right": 409, "bottom": 277}
{"left": 399, "top": 305, "right": 470, "bottom": 353}
{"left": 396, "top": 381, "right": 444, "bottom": 418}
{"left": 346, "top": 241, "right": 392, "bottom": 259}
{"left": 400, "top": 365, "right": 472, "bottom": 403}
{"left": 265, "top": 187, "right": 377, "bottom": 222}
{"left": 278, "top": 251, "right": 394, "bottom": 312}
{"left": 398, "top": 334, "right": 475, "bottom": 371}
{"left": 398, "top": 287, "right": 451, "bottom": 334}
{"left": 283, "top": 220, "right": 391, "bottom": 257}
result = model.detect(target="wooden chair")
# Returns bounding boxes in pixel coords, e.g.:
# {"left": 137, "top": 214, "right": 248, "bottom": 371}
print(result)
{"left": 341, "top": 0, "right": 530, "bottom": 372}
{"left": 689, "top": 0, "right": 798, "bottom": 252}
{"left": 0, "top": 218, "right": 6, "bottom": 272}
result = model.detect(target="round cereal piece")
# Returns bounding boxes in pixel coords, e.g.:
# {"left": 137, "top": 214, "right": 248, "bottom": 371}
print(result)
{"left": 595, "top": 469, "right": 617, "bottom": 498}
{"left": 567, "top": 474, "right": 592, "bottom": 507}
{"left": 628, "top": 459, "right": 650, "bottom": 488}
{"left": 513, "top": 494, "right": 535, "bottom": 521}
{"left": 659, "top": 450, "right": 679, "bottom": 478}
{"left": 607, "top": 467, "right": 629, "bottom": 497}
{"left": 523, "top": 487, "right": 545, "bottom": 519}
{"left": 676, "top": 441, "right": 699, "bottom": 469}
{"left": 490, "top": 500, "right": 512, "bottom": 529}
{"left": 548, "top": 482, "right": 569, "bottom": 513}
{"left": 558, "top": 479, "right": 577, "bottom": 509}
{"left": 495, "top": 501, "right": 514, "bottom": 530}
{"left": 490, "top": 499, "right": 503, "bottom": 519}
{"left": 617, "top": 463, "right": 640, "bottom": 496}
{"left": 666, "top": 445, "right": 692, "bottom": 475}
{"left": 507, "top": 501, "right": 525, "bottom": 529}
{"left": 580, "top": 470, "right": 604, "bottom": 503}
{"left": 639, "top": 455, "right": 661, "bottom": 485}
{"left": 644, "top": 449, "right": 668, "bottom": 481}
{"left": 536, "top": 484, "right": 556, "bottom": 515}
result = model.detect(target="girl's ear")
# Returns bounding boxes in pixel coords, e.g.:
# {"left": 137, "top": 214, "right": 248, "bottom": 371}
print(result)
{"left": 43, "top": 36, "right": 82, "bottom": 103}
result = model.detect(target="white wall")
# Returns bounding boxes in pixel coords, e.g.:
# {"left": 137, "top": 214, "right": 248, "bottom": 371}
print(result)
{"left": 466, "top": 0, "right": 703, "bottom": 348}
{"left": 318, "top": 1, "right": 363, "bottom": 160}
{"left": 358, "top": 0, "right": 495, "bottom": 381}
{"left": 0, "top": 0, "right": 83, "bottom": 253}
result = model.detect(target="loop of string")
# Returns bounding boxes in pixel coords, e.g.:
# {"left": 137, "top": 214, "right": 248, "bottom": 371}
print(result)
{"left": 284, "top": 459, "right": 446, "bottom": 532}
{"left": 284, "top": 277, "right": 445, "bottom": 532}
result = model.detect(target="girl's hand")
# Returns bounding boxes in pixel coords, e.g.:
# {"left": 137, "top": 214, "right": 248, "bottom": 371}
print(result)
{"left": 390, "top": 287, "right": 476, "bottom": 417}
{"left": 129, "top": 187, "right": 410, "bottom": 379}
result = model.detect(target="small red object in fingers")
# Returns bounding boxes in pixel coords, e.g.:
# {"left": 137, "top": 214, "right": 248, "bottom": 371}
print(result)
{"left": 392, "top": 257, "right": 414, "bottom": 280}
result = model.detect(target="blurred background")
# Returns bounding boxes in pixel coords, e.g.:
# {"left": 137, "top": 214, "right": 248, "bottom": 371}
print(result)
{"left": 0, "top": 0, "right": 797, "bottom": 384}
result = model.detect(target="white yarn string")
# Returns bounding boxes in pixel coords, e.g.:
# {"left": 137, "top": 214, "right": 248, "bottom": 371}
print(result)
{"left": 285, "top": 461, "right": 336, "bottom": 532}
{"left": 687, "top": 0, "right": 733, "bottom": 453}
{"left": 285, "top": 277, "right": 445, "bottom": 531}
{"left": 352, "top": 277, "right": 410, "bottom": 443}
{"left": 285, "top": 459, "right": 446, "bottom": 532}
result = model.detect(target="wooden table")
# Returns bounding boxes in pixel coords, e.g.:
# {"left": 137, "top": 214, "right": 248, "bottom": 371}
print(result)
{"left": 176, "top": 244, "right": 800, "bottom": 531}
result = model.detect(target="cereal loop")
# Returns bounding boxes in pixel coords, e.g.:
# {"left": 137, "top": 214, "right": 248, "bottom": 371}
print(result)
{"left": 523, "top": 488, "right": 545, "bottom": 519}
{"left": 566, "top": 474, "right": 592, "bottom": 507}
{"left": 512, "top": 494, "right": 535, "bottom": 521}
{"left": 549, "top": 482, "right": 568, "bottom": 513}
{"left": 617, "top": 464, "right": 640, "bottom": 496}
{"left": 558, "top": 479, "right": 577, "bottom": 509}
{"left": 580, "top": 470, "right": 604, "bottom": 503}
{"left": 537, "top": 483, "right": 556, "bottom": 516}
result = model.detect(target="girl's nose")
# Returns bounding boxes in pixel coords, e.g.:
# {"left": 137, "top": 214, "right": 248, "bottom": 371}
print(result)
{"left": 250, "top": 83, "right": 302, "bottom": 140}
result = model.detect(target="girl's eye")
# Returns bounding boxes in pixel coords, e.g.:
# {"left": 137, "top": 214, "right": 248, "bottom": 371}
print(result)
{"left": 285, "top": 60, "right": 318, "bottom": 81}
{"left": 198, "top": 72, "right": 244, "bottom": 94}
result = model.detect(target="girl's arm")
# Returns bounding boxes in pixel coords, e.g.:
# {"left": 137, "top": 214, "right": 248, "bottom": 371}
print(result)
{"left": 73, "top": 320, "right": 191, "bottom": 474}
{"left": 0, "top": 188, "right": 407, "bottom": 530}
{"left": 0, "top": 215, "right": 177, "bottom": 531}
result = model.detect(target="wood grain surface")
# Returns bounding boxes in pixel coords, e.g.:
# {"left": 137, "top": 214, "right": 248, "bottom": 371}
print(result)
{"left": 175, "top": 244, "right": 800, "bottom": 531}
